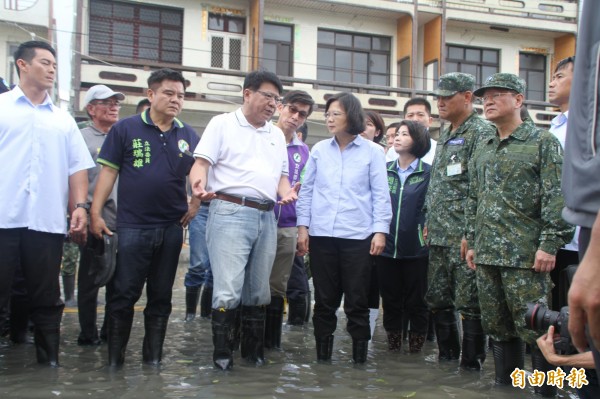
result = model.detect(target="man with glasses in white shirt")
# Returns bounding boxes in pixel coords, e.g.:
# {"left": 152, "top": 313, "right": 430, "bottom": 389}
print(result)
{"left": 190, "top": 70, "right": 297, "bottom": 370}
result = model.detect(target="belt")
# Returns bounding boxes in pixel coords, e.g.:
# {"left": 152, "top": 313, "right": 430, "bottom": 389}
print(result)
{"left": 215, "top": 193, "right": 275, "bottom": 212}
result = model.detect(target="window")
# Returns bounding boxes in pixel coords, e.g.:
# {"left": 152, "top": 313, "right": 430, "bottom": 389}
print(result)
{"left": 317, "top": 29, "right": 390, "bottom": 93}
{"left": 519, "top": 53, "right": 546, "bottom": 103}
{"left": 445, "top": 45, "right": 499, "bottom": 89}
{"left": 263, "top": 23, "right": 293, "bottom": 77}
{"left": 209, "top": 13, "right": 245, "bottom": 71}
{"left": 89, "top": 0, "right": 183, "bottom": 64}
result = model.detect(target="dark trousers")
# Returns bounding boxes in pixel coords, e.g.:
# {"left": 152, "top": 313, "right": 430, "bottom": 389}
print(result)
{"left": 106, "top": 225, "right": 183, "bottom": 322}
{"left": 286, "top": 256, "right": 309, "bottom": 300}
{"left": 376, "top": 255, "right": 428, "bottom": 333}
{"left": 0, "top": 228, "right": 64, "bottom": 328}
{"left": 310, "top": 236, "right": 372, "bottom": 341}
{"left": 77, "top": 235, "right": 108, "bottom": 341}
{"left": 367, "top": 257, "right": 380, "bottom": 309}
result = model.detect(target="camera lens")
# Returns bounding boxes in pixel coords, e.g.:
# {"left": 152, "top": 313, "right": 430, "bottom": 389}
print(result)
{"left": 525, "top": 303, "right": 560, "bottom": 331}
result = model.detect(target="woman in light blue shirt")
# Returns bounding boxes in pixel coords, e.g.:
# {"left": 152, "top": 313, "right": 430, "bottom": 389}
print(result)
{"left": 296, "top": 92, "right": 392, "bottom": 364}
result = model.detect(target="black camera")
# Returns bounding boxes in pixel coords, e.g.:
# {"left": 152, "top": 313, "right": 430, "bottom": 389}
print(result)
{"left": 525, "top": 303, "right": 572, "bottom": 353}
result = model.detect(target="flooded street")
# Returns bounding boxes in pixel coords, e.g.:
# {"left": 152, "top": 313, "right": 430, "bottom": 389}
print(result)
{"left": 0, "top": 249, "right": 578, "bottom": 398}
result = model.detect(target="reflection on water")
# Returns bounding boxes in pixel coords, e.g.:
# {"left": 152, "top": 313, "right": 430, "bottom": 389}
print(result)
{"left": 0, "top": 263, "right": 576, "bottom": 399}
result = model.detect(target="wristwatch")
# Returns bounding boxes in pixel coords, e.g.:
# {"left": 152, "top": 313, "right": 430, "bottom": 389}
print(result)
{"left": 75, "top": 203, "right": 90, "bottom": 212}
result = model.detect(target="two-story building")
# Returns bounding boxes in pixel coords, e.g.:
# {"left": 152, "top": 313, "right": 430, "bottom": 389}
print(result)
{"left": 3, "top": 0, "right": 579, "bottom": 144}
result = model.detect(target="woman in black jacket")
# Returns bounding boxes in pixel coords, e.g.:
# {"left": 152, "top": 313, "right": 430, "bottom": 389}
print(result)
{"left": 377, "top": 120, "right": 431, "bottom": 353}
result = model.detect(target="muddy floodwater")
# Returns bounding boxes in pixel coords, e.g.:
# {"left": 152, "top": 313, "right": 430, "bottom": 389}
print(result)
{"left": 0, "top": 251, "right": 579, "bottom": 398}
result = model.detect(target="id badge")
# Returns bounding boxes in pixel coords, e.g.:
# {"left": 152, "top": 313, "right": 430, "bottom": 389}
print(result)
{"left": 447, "top": 163, "right": 462, "bottom": 176}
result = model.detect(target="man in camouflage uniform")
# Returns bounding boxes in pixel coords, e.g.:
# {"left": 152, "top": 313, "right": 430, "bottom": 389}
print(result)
{"left": 425, "top": 72, "right": 494, "bottom": 369}
{"left": 466, "top": 74, "right": 573, "bottom": 395}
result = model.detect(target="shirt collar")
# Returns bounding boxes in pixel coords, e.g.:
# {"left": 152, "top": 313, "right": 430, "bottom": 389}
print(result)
{"left": 140, "top": 108, "right": 184, "bottom": 129}
{"left": 235, "top": 108, "right": 272, "bottom": 132}
{"left": 551, "top": 110, "right": 569, "bottom": 128}
{"left": 12, "top": 85, "right": 53, "bottom": 109}
{"left": 397, "top": 157, "right": 419, "bottom": 173}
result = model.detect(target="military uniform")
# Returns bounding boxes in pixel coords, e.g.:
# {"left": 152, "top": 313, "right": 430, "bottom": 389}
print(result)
{"left": 469, "top": 73, "right": 574, "bottom": 391}
{"left": 465, "top": 117, "right": 573, "bottom": 343}
{"left": 425, "top": 110, "right": 494, "bottom": 318}
{"left": 425, "top": 72, "right": 494, "bottom": 368}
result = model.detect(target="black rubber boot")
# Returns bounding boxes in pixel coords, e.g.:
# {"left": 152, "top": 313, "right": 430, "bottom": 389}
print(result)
{"left": 460, "top": 318, "right": 487, "bottom": 370}
{"left": 142, "top": 315, "right": 169, "bottom": 365}
{"left": 432, "top": 309, "right": 461, "bottom": 360}
{"left": 352, "top": 340, "right": 369, "bottom": 364}
{"left": 34, "top": 324, "right": 60, "bottom": 367}
{"left": 107, "top": 313, "right": 134, "bottom": 367}
{"left": 426, "top": 311, "right": 436, "bottom": 342}
{"left": 184, "top": 287, "right": 200, "bottom": 322}
{"left": 531, "top": 346, "right": 557, "bottom": 397}
{"left": 286, "top": 295, "right": 307, "bottom": 326}
{"left": 240, "top": 305, "right": 266, "bottom": 366}
{"left": 62, "top": 274, "right": 77, "bottom": 307}
{"left": 9, "top": 296, "right": 30, "bottom": 344}
{"left": 316, "top": 335, "right": 334, "bottom": 361}
{"left": 265, "top": 296, "right": 284, "bottom": 349}
{"left": 199, "top": 287, "right": 213, "bottom": 319}
{"left": 304, "top": 291, "right": 311, "bottom": 323}
{"left": 230, "top": 307, "right": 241, "bottom": 352}
{"left": 212, "top": 308, "right": 236, "bottom": 370}
{"left": 491, "top": 338, "right": 525, "bottom": 385}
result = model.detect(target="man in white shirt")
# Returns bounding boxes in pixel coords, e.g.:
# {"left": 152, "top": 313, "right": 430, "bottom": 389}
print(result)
{"left": 190, "top": 70, "right": 297, "bottom": 370}
{"left": 548, "top": 56, "right": 580, "bottom": 310}
{"left": 0, "top": 41, "right": 94, "bottom": 366}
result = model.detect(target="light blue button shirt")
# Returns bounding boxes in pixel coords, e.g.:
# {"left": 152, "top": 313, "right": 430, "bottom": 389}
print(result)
{"left": 397, "top": 158, "right": 418, "bottom": 185}
{"left": 296, "top": 135, "right": 392, "bottom": 239}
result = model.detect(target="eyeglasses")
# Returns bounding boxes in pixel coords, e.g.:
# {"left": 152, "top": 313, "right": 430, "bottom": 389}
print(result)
{"left": 283, "top": 104, "right": 309, "bottom": 119}
{"left": 256, "top": 90, "right": 283, "bottom": 103}
{"left": 480, "top": 92, "right": 516, "bottom": 102}
{"left": 93, "top": 100, "right": 122, "bottom": 108}
{"left": 324, "top": 111, "right": 346, "bottom": 119}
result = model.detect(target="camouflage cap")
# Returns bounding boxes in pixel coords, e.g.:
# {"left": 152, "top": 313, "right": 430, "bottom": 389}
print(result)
{"left": 431, "top": 73, "right": 475, "bottom": 96}
{"left": 473, "top": 73, "right": 526, "bottom": 97}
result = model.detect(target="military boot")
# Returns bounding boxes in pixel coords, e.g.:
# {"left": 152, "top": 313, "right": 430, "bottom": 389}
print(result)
{"left": 492, "top": 338, "right": 525, "bottom": 385}
{"left": 460, "top": 318, "right": 487, "bottom": 370}
{"left": 432, "top": 309, "right": 460, "bottom": 360}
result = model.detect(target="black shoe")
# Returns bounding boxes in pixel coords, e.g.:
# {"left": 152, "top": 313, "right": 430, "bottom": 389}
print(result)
{"left": 460, "top": 318, "right": 487, "bottom": 370}
{"left": 184, "top": 287, "right": 200, "bottom": 322}
{"left": 265, "top": 296, "right": 284, "bottom": 350}
{"left": 287, "top": 295, "right": 307, "bottom": 326}
{"left": 432, "top": 309, "right": 461, "bottom": 361}
{"left": 492, "top": 338, "right": 525, "bottom": 385}
{"left": 142, "top": 315, "right": 169, "bottom": 365}
{"left": 316, "top": 335, "right": 334, "bottom": 361}
{"left": 62, "top": 274, "right": 77, "bottom": 307}
{"left": 240, "top": 306, "right": 266, "bottom": 366}
{"left": 352, "top": 339, "right": 368, "bottom": 364}
{"left": 34, "top": 324, "right": 60, "bottom": 367}
{"left": 200, "top": 287, "right": 213, "bottom": 319}
{"left": 107, "top": 313, "right": 134, "bottom": 367}
{"left": 531, "top": 346, "right": 557, "bottom": 397}
{"left": 212, "top": 308, "right": 236, "bottom": 370}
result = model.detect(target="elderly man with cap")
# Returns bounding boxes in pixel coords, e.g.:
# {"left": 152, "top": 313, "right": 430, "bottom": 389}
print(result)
{"left": 424, "top": 72, "right": 494, "bottom": 369}
{"left": 76, "top": 85, "right": 124, "bottom": 346}
{"left": 465, "top": 73, "right": 573, "bottom": 395}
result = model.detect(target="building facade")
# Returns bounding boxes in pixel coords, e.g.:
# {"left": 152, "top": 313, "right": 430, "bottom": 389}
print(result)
{"left": 2, "top": 0, "right": 579, "bottom": 143}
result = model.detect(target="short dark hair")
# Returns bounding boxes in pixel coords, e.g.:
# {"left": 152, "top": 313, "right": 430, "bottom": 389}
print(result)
{"left": 297, "top": 123, "right": 308, "bottom": 140}
{"left": 14, "top": 41, "right": 56, "bottom": 77}
{"left": 147, "top": 68, "right": 186, "bottom": 91}
{"left": 365, "top": 111, "right": 386, "bottom": 143}
{"left": 325, "top": 92, "right": 365, "bottom": 136}
{"left": 136, "top": 98, "right": 151, "bottom": 114}
{"left": 403, "top": 97, "right": 432, "bottom": 116}
{"left": 398, "top": 119, "right": 431, "bottom": 159}
{"left": 554, "top": 56, "right": 575, "bottom": 74}
{"left": 243, "top": 70, "right": 283, "bottom": 94}
{"left": 282, "top": 90, "right": 315, "bottom": 117}
{"left": 387, "top": 122, "right": 401, "bottom": 132}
